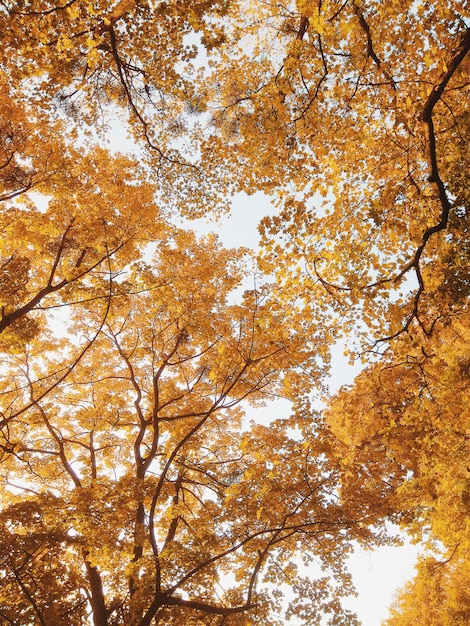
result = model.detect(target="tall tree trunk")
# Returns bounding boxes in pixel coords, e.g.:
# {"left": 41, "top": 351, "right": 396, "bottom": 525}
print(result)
{"left": 84, "top": 552, "right": 108, "bottom": 626}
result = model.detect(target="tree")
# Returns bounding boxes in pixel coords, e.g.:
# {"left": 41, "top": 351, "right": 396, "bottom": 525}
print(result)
{"left": 0, "top": 226, "right": 371, "bottom": 625}
{"left": 384, "top": 556, "right": 470, "bottom": 626}
{"left": 322, "top": 98, "right": 470, "bottom": 623}
{"left": 0, "top": 74, "right": 162, "bottom": 320}
{"left": 2, "top": 1, "right": 468, "bottom": 350}
{"left": 199, "top": 0, "right": 470, "bottom": 350}
{"left": 325, "top": 306, "right": 470, "bottom": 623}
{"left": 0, "top": 69, "right": 178, "bottom": 425}
{"left": 0, "top": 6, "right": 376, "bottom": 621}
{"left": 204, "top": 9, "right": 470, "bottom": 614}
{"left": 326, "top": 308, "right": 470, "bottom": 530}
{"left": 0, "top": 0, "right": 233, "bottom": 214}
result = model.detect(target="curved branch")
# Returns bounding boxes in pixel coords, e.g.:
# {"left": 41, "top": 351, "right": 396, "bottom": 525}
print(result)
{"left": 9, "top": 560, "right": 47, "bottom": 626}
{"left": 105, "top": 24, "right": 200, "bottom": 171}
{"left": 6, "top": 0, "right": 78, "bottom": 16}
{"left": 352, "top": 2, "right": 397, "bottom": 89}
{"left": 159, "top": 594, "right": 254, "bottom": 616}
{"left": 0, "top": 256, "right": 116, "bottom": 427}
{"left": 296, "top": 15, "right": 309, "bottom": 41}
{"left": 313, "top": 28, "right": 470, "bottom": 342}
{"left": 0, "top": 232, "right": 126, "bottom": 336}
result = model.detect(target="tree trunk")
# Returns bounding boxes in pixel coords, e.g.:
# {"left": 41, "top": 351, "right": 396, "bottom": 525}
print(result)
{"left": 84, "top": 552, "right": 108, "bottom": 626}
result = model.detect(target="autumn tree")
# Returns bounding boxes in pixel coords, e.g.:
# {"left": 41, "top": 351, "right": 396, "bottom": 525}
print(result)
{"left": 199, "top": 0, "right": 470, "bottom": 351}
{"left": 0, "top": 4, "right": 373, "bottom": 623}
{"left": 327, "top": 310, "right": 469, "bottom": 523}
{"left": 0, "top": 112, "right": 173, "bottom": 434}
{"left": 383, "top": 555, "right": 470, "bottom": 626}
{"left": 0, "top": 225, "right": 376, "bottom": 625}
{"left": 2, "top": 1, "right": 468, "bottom": 349}
{"left": 324, "top": 301, "right": 470, "bottom": 622}
{"left": 204, "top": 8, "right": 469, "bottom": 616}
{"left": 0, "top": 0, "right": 234, "bottom": 215}
{"left": 322, "top": 86, "right": 469, "bottom": 623}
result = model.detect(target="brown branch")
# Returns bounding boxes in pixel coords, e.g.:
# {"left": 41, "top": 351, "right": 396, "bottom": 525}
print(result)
{"left": 0, "top": 219, "right": 76, "bottom": 333}
{"left": 0, "top": 147, "right": 16, "bottom": 171}
{"left": 0, "top": 280, "right": 66, "bottom": 334}
{"left": 158, "top": 594, "right": 254, "bottom": 616}
{"left": 327, "top": 0, "right": 350, "bottom": 22}
{"left": 9, "top": 560, "right": 47, "bottom": 626}
{"left": 30, "top": 398, "right": 82, "bottom": 488}
{"left": 0, "top": 258, "right": 116, "bottom": 428}
{"left": 6, "top": 0, "right": 78, "bottom": 16}
{"left": 106, "top": 25, "right": 200, "bottom": 171}
{"left": 297, "top": 15, "right": 309, "bottom": 40}
{"left": 161, "top": 472, "right": 183, "bottom": 551}
{"left": 83, "top": 551, "right": 108, "bottom": 626}
{"left": 314, "top": 29, "right": 470, "bottom": 343}
{"left": 0, "top": 233, "right": 126, "bottom": 336}
{"left": 387, "top": 27, "right": 470, "bottom": 337}
{"left": 107, "top": 327, "right": 148, "bottom": 473}
{"left": 167, "top": 516, "right": 342, "bottom": 597}
{"left": 140, "top": 509, "right": 351, "bottom": 626}
{"left": 129, "top": 501, "right": 146, "bottom": 599}
{"left": 421, "top": 27, "right": 470, "bottom": 192}
{"left": 352, "top": 2, "right": 397, "bottom": 89}
{"left": 138, "top": 593, "right": 253, "bottom": 626}
{"left": 293, "top": 32, "right": 329, "bottom": 122}
{"left": 0, "top": 179, "right": 36, "bottom": 202}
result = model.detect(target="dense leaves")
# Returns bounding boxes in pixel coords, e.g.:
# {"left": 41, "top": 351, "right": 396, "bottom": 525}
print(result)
{"left": 384, "top": 555, "right": 470, "bottom": 625}
{"left": 0, "top": 224, "right": 369, "bottom": 624}
{"left": 0, "top": 0, "right": 469, "bottom": 624}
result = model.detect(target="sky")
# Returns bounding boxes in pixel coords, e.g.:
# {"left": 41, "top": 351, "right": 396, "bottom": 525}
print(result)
{"left": 345, "top": 539, "right": 420, "bottom": 625}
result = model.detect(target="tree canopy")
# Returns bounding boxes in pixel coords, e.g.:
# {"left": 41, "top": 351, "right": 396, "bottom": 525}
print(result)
{"left": 0, "top": 0, "right": 469, "bottom": 624}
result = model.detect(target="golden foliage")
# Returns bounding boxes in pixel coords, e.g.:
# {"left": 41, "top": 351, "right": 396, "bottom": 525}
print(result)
{"left": 0, "top": 0, "right": 469, "bottom": 624}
